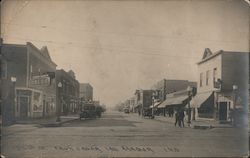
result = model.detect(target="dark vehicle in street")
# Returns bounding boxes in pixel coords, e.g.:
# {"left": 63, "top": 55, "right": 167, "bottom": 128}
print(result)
{"left": 124, "top": 108, "right": 130, "bottom": 114}
{"left": 95, "top": 106, "right": 103, "bottom": 118}
{"left": 79, "top": 102, "right": 104, "bottom": 120}
{"left": 80, "top": 103, "right": 97, "bottom": 120}
{"left": 143, "top": 108, "right": 154, "bottom": 119}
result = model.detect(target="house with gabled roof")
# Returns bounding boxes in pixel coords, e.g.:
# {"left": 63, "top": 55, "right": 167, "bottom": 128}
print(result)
{"left": 191, "top": 48, "right": 249, "bottom": 124}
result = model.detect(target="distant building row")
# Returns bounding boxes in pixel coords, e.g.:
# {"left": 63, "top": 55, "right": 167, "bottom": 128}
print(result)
{"left": 118, "top": 48, "right": 249, "bottom": 123}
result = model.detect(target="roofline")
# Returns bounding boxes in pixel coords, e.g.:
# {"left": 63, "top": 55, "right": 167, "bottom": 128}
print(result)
{"left": 2, "top": 43, "right": 27, "bottom": 48}
{"left": 197, "top": 50, "right": 223, "bottom": 65}
{"left": 27, "top": 42, "right": 57, "bottom": 67}
{"left": 197, "top": 50, "right": 249, "bottom": 65}
{"left": 3, "top": 42, "right": 57, "bottom": 67}
{"left": 80, "top": 83, "right": 92, "bottom": 86}
{"left": 79, "top": 83, "right": 93, "bottom": 88}
{"left": 56, "top": 69, "right": 79, "bottom": 83}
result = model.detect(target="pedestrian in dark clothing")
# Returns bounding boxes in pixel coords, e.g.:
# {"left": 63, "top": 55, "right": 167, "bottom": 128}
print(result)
{"left": 170, "top": 109, "right": 174, "bottom": 117}
{"left": 179, "top": 110, "right": 185, "bottom": 127}
{"left": 175, "top": 110, "right": 179, "bottom": 127}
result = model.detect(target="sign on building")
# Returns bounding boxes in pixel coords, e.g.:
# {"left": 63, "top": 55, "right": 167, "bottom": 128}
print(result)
{"left": 33, "top": 91, "right": 43, "bottom": 112}
{"left": 30, "top": 74, "right": 51, "bottom": 86}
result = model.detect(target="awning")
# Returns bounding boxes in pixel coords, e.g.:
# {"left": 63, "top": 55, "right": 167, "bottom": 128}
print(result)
{"left": 149, "top": 101, "right": 161, "bottom": 108}
{"left": 157, "top": 95, "right": 189, "bottom": 108}
{"left": 190, "top": 92, "right": 213, "bottom": 108}
{"left": 134, "top": 103, "right": 142, "bottom": 109}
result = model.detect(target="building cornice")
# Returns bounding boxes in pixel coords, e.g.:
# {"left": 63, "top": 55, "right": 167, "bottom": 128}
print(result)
{"left": 197, "top": 50, "right": 249, "bottom": 65}
{"left": 27, "top": 42, "right": 57, "bottom": 68}
{"left": 56, "top": 69, "right": 79, "bottom": 83}
{"left": 197, "top": 51, "right": 223, "bottom": 65}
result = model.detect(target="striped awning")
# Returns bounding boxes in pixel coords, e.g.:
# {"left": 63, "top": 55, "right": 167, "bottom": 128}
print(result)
{"left": 158, "top": 95, "right": 189, "bottom": 108}
{"left": 134, "top": 103, "right": 142, "bottom": 108}
{"left": 149, "top": 101, "right": 161, "bottom": 108}
{"left": 190, "top": 92, "right": 213, "bottom": 108}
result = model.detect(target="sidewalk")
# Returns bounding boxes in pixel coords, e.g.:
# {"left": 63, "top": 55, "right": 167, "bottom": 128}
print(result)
{"left": 153, "top": 115, "right": 233, "bottom": 129}
{"left": 15, "top": 114, "right": 79, "bottom": 127}
{"left": 154, "top": 115, "right": 176, "bottom": 124}
{"left": 190, "top": 119, "right": 233, "bottom": 129}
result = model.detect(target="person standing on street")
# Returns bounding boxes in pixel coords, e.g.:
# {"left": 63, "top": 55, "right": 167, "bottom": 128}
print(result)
{"left": 174, "top": 109, "right": 179, "bottom": 127}
{"left": 179, "top": 109, "right": 185, "bottom": 127}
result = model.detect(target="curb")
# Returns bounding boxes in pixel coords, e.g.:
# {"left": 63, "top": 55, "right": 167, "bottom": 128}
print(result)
{"left": 191, "top": 124, "right": 234, "bottom": 129}
{"left": 40, "top": 117, "right": 79, "bottom": 127}
{"left": 154, "top": 117, "right": 234, "bottom": 129}
{"left": 191, "top": 125, "right": 213, "bottom": 129}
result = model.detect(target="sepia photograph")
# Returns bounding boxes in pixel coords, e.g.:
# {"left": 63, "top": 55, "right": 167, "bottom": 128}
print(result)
{"left": 0, "top": 0, "right": 249, "bottom": 157}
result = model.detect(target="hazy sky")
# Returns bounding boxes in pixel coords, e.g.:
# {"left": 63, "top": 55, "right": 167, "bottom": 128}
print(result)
{"left": 1, "top": 0, "right": 249, "bottom": 107}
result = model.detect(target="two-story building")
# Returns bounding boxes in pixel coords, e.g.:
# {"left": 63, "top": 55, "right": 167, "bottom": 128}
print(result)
{"left": 150, "top": 79, "right": 197, "bottom": 116}
{"left": 191, "top": 48, "right": 249, "bottom": 122}
{"left": 56, "top": 69, "right": 80, "bottom": 115}
{"left": 79, "top": 83, "right": 93, "bottom": 102}
{"left": 1, "top": 39, "right": 17, "bottom": 124}
{"left": 2, "top": 42, "right": 57, "bottom": 119}
{"left": 151, "top": 79, "right": 196, "bottom": 102}
{"left": 134, "top": 89, "right": 153, "bottom": 115}
{"left": 157, "top": 86, "right": 197, "bottom": 117}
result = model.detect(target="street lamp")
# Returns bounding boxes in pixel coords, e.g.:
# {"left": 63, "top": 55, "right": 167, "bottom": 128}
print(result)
{"left": 232, "top": 85, "right": 238, "bottom": 126}
{"left": 11, "top": 77, "right": 17, "bottom": 83}
{"left": 233, "top": 85, "right": 238, "bottom": 110}
{"left": 11, "top": 76, "right": 17, "bottom": 122}
{"left": 56, "top": 81, "right": 62, "bottom": 122}
{"left": 151, "top": 91, "right": 155, "bottom": 119}
{"left": 187, "top": 86, "right": 192, "bottom": 124}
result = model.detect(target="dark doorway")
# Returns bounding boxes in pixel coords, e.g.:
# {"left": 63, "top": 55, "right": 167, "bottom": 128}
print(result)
{"left": 20, "top": 97, "right": 28, "bottom": 118}
{"left": 219, "top": 102, "right": 227, "bottom": 121}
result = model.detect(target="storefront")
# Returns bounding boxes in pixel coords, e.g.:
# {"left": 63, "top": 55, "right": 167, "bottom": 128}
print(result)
{"left": 190, "top": 92, "right": 214, "bottom": 119}
{"left": 191, "top": 91, "right": 238, "bottom": 122}
{"left": 15, "top": 88, "right": 56, "bottom": 119}
{"left": 157, "top": 95, "right": 189, "bottom": 116}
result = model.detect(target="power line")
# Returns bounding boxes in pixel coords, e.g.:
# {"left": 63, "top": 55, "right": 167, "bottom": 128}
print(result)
{"left": 1, "top": 22, "right": 245, "bottom": 45}
{"left": 2, "top": 1, "right": 30, "bottom": 36}
{"left": 20, "top": 35, "right": 176, "bottom": 55}
{"left": 3, "top": 35, "right": 200, "bottom": 60}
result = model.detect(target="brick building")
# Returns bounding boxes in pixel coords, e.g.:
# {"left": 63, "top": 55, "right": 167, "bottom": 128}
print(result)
{"left": 134, "top": 89, "right": 153, "bottom": 115}
{"left": 2, "top": 42, "right": 57, "bottom": 119}
{"left": 79, "top": 83, "right": 93, "bottom": 102}
{"left": 151, "top": 79, "right": 197, "bottom": 102}
{"left": 56, "top": 69, "right": 80, "bottom": 115}
{"left": 1, "top": 39, "right": 16, "bottom": 124}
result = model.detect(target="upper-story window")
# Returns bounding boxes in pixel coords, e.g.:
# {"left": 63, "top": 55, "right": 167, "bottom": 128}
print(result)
{"left": 213, "top": 68, "right": 217, "bottom": 83}
{"left": 200, "top": 72, "right": 203, "bottom": 87}
{"left": 206, "top": 70, "right": 210, "bottom": 86}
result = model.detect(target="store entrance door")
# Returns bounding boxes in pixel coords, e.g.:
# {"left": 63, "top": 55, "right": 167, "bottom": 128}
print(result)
{"left": 19, "top": 96, "right": 29, "bottom": 118}
{"left": 219, "top": 102, "right": 227, "bottom": 121}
